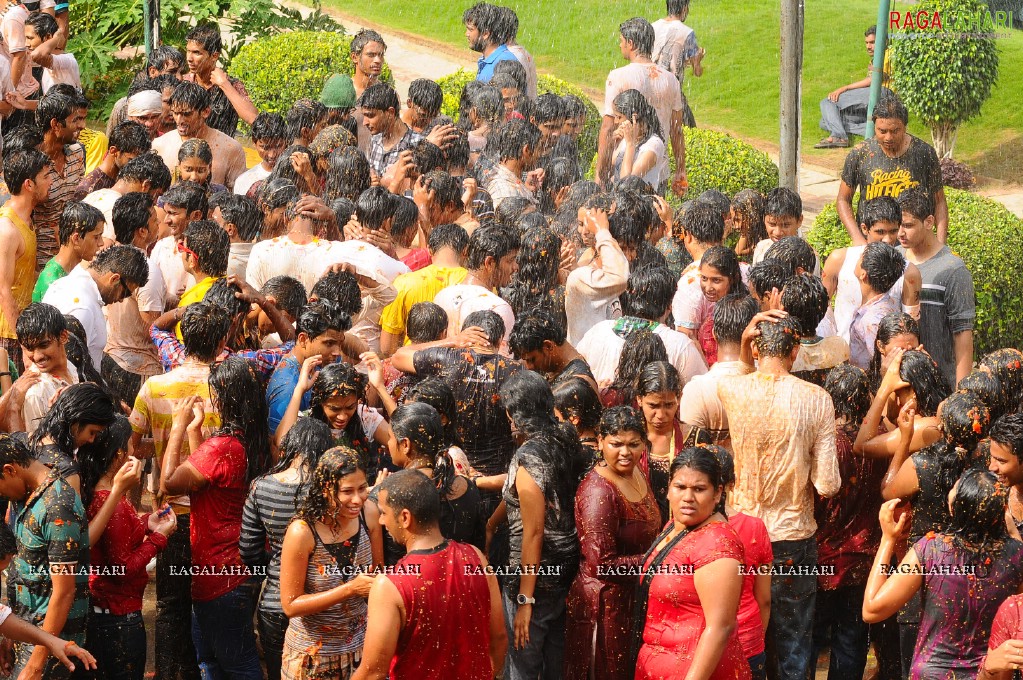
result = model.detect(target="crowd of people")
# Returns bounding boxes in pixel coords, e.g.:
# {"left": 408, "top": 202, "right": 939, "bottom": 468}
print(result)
{"left": 0, "top": 0, "right": 1014, "bottom": 679}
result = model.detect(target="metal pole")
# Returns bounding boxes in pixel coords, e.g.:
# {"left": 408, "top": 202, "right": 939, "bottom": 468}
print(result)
{"left": 779, "top": 0, "right": 804, "bottom": 191}
{"left": 144, "top": 0, "right": 161, "bottom": 55}
{"left": 865, "top": 0, "right": 892, "bottom": 138}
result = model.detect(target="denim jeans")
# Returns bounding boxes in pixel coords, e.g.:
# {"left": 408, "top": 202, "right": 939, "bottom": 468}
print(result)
{"left": 86, "top": 610, "right": 147, "bottom": 680}
{"left": 191, "top": 581, "right": 263, "bottom": 680}
{"left": 766, "top": 537, "right": 817, "bottom": 680}
{"left": 749, "top": 652, "right": 767, "bottom": 680}
{"left": 813, "top": 585, "right": 869, "bottom": 680}
{"left": 155, "top": 514, "right": 200, "bottom": 680}
{"left": 502, "top": 588, "right": 567, "bottom": 680}
{"left": 256, "top": 607, "right": 287, "bottom": 680}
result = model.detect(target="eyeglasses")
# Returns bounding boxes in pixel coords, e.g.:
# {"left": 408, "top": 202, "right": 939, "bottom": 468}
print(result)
{"left": 177, "top": 240, "right": 198, "bottom": 259}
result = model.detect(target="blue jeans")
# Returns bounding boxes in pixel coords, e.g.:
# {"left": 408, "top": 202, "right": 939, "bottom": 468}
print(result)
{"left": 502, "top": 589, "right": 567, "bottom": 680}
{"left": 156, "top": 514, "right": 200, "bottom": 680}
{"left": 813, "top": 585, "right": 869, "bottom": 680}
{"left": 86, "top": 610, "right": 147, "bottom": 680}
{"left": 766, "top": 537, "right": 817, "bottom": 680}
{"left": 749, "top": 652, "right": 767, "bottom": 680}
{"left": 191, "top": 581, "right": 263, "bottom": 680}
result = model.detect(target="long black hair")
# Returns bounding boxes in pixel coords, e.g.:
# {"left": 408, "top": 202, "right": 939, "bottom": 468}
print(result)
{"left": 502, "top": 225, "right": 564, "bottom": 320}
{"left": 78, "top": 416, "right": 132, "bottom": 508}
{"left": 390, "top": 402, "right": 457, "bottom": 498}
{"left": 867, "top": 313, "right": 920, "bottom": 393}
{"left": 209, "top": 356, "right": 271, "bottom": 484}
{"left": 980, "top": 348, "right": 1023, "bottom": 415}
{"left": 919, "top": 390, "right": 991, "bottom": 497}
{"left": 700, "top": 245, "right": 747, "bottom": 297}
{"left": 824, "top": 364, "right": 871, "bottom": 426}
{"left": 947, "top": 468, "right": 1008, "bottom": 559}
{"left": 30, "top": 382, "right": 116, "bottom": 453}
{"left": 899, "top": 349, "right": 951, "bottom": 417}
{"left": 609, "top": 330, "right": 667, "bottom": 405}
{"left": 297, "top": 446, "right": 366, "bottom": 526}
{"left": 266, "top": 418, "right": 334, "bottom": 512}
{"left": 402, "top": 377, "right": 465, "bottom": 450}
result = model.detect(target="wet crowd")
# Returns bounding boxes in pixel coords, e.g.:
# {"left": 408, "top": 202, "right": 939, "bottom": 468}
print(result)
{"left": 0, "top": 0, "right": 1017, "bottom": 679}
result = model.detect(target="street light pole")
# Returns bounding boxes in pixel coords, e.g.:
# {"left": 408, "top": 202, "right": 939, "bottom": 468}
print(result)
{"left": 779, "top": 0, "right": 804, "bottom": 191}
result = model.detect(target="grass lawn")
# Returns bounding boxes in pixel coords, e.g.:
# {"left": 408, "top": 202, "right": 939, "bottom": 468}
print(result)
{"left": 316, "top": 0, "right": 1023, "bottom": 183}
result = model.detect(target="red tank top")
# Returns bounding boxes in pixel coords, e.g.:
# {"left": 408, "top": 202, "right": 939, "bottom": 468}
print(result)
{"left": 388, "top": 540, "right": 493, "bottom": 679}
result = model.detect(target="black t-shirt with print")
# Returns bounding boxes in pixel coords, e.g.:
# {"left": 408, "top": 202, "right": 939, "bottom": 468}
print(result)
{"left": 841, "top": 135, "right": 942, "bottom": 218}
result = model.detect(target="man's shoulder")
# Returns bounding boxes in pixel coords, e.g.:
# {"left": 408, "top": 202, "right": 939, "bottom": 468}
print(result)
{"left": 205, "top": 126, "right": 244, "bottom": 150}
{"left": 152, "top": 131, "right": 182, "bottom": 152}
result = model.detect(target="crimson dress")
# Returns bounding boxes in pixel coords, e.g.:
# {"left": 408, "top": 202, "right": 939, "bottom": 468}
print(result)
{"left": 564, "top": 469, "right": 661, "bottom": 680}
{"left": 636, "top": 521, "right": 752, "bottom": 680}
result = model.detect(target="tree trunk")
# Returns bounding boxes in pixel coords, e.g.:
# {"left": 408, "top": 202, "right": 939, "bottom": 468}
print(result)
{"left": 930, "top": 122, "right": 959, "bottom": 159}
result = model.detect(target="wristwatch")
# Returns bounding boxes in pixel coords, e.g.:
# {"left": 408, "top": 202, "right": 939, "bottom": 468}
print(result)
{"left": 516, "top": 593, "right": 536, "bottom": 606}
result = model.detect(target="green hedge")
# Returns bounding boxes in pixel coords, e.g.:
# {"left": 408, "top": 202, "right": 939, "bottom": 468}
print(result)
{"left": 435, "top": 68, "right": 602, "bottom": 171}
{"left": 229, "top": 30, "right": 394, "bottom": 116}
{"left": 667, "top": 127, "right": 779, "bottom": 202}
{"left": 807, "top": 189, "right": 1023, "bottom": 354}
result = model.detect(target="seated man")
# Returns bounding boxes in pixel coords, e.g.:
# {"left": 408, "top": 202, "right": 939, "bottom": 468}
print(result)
{"left": 815, "top": 25, "right": 892, "bottom": 149}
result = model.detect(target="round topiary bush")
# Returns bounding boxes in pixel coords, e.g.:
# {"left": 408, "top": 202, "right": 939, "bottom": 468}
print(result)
{"left": 229, "top": 30, "right": 394, "bottom": 116}
{"left": 435, "top": 69, "right": 602, "bottom": 171}
{"left": 807, "top": 189, "right": 1023, "bottom": 354}
{"left": 666, "top": 128, "right": 779, "bottom": 204}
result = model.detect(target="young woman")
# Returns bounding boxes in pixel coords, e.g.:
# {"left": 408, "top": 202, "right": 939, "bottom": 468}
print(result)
{"left": 864, "top": 469, "right": 1023, "bottom": 680}
{"left": 694, "top": 245, "right": 748, "bottom": 365}
{"left": 631, "top": 447, "right": 751, "bottom": 680}
{"left": 279, "top": 447, "right": 376, "bottom": 679}
{"left": 867, "top": 312, "right": 921, "bottom": 393}
{"left": 501, "top": 225, "right": 565, "bottom": 321}
{"left": 564, "top": 406, "right": 660, "bottom": 680}
{"left": 402, "top": 377, "right": 474, "bottom": 479}
{"left": 81, "top": 417, "right": 176, "bottom": 680}
{"left": 161, "top": 357, "right": 272, "bottom": 680}
{"left": 731, "top": 189, "right": 767, "bottom": 262}
{"left": 240, "top": 418, "right": 334, "bottom": 680}
{"left": 980, "top": 348, "right": 1023, "bottom": 416}
{"left": 176, "top": 138, "right": 227, "bottom": 194}
{"left": 611, "top": 89, "right": 668, "bottom": 192}
{"left": 635, "top": 361, "right": 685, "bottom": 522}
{"left": 554, "top": 376, "right": 604, "bottom": 464}
{"left": 601, "top": 330, "right": 668, "bottom": 408}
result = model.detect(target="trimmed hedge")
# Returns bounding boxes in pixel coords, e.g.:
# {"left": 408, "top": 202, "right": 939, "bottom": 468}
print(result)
{"left": 229, "top": 31, "right": 394, "bottom": 116}
{"left": 667, "top": 127, "right": 778, "bottom": 202}
{"left": 807, "top": 189, "right": 1023, "bottom": 354}
{"left": 435, "top": 68, "right": 602, "bottom": 171}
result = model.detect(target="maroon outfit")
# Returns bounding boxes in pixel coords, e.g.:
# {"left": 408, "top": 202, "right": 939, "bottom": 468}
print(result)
{"left": 387, "top": 540, "right": 493, "bottom": 679}
{"left": 88, "top": 491, "right": 168, "bottom": 614}
{"left": 636, "top": 521, "right": 752, "bottom": 680}
{"left": 564, "top": 469, "right": 661, "bottom": 680}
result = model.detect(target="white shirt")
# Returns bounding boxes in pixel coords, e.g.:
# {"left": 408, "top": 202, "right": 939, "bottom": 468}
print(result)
{"left": 42, "top": 265, "right": 106, "bottom": 368}
{"left": 23, "top": 364, "right": 79, "bottom": 436}
{"left": 577, "top": 319, "right": 708, "bottom": 385}
{"left": 40, "top": 53, "right": 81, "bottom": 93}
{"left": 433, "top": 283, "right": 515, "bottom": 354}
{"left": 227, "top": 242, "right": 254, "bottom": 280}
{"left": 149, "top": 236, "right": 193, "bottom": 309}
{"left": 84, "top": 188, "right": 121, "bottom": 241}
{"left": 245, "top": 235, "right": 334, "bottom": 292}
{"left": 613, "top": 135, "right": 668, "bottom": 189}
{"left": 507, "top": 43, "right": 538, "bottom": 98}
{"left": 603, "top": 62, "right": 682, "bottom": 144}
{"left": 233, "top": 163, "right": 270, "bottom": 197}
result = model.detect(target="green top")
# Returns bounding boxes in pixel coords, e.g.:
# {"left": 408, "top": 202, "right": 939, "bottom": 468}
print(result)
{"left": 31, "top": 259, "right": 68, "bottom": 303}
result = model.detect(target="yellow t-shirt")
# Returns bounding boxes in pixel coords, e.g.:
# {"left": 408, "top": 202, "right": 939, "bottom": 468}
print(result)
{"left": 174, "top": 276, "right": 219, "bottom": 341}
{"left": 79, "top": 128, "right": 109, "bottom": 176}
{"left": 379, "top": 265, "right": 468, "bottom": 340}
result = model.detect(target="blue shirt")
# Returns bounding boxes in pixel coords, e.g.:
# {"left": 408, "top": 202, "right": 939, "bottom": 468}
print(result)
{"left": 266, "top": 355, "right": 308, "bottom": 435}
{"left": 476, "top": 44, "right": 520, "bottom": 83}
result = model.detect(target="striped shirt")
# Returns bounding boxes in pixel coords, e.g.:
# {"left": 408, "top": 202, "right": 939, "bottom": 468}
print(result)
{"left": 31, "top": 144, "right": 85, "bottom": 271}
{"left": 240, "top": 474, "right": 308, "bottom": 613}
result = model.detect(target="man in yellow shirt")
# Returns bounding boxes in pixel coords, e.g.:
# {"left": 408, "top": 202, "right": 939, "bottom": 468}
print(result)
{"left": 379, "top": 223, "right": 468, "bottom": 356}
{"left": 175, "top": 220, "right": 229, "bottom": 339}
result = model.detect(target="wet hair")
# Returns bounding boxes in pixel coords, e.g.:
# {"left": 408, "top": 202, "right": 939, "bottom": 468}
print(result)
{"left": 537, "top": 155, "right": 579, "bottom": 216}
{"left": 297, "top": 445, "right": 367, "bottom": 524}
{"left": 403, "top": 378, "right": 462, "bottom": 449}
{"left": 503, "top": 226, "right": 561, "bottom": 319}
{"left": 177, "top": 138, "right": 213, "bottom": 170}
{"left": 872, "top": 92, "right": 909, "bottom": 124}
{"left": 494, "top": 197, "right": 535, "bottom": 228}
{"left": 63, "top": 314, "right": 87, "bottom": 344}
{"left": 682, "top": 201, "right": 725, "bottom": 245}
{"left": 619, "top": 17, "right": 655, "bottom": 57}
{"left": 379, "top": 468, "right": 442, "bottom": 527}
{"left": 467, "top": 85, "right": 504, "bottom": 128}
{"left": 286, "top": 99, "right": 327, "bottom": 141}
{"left": 610, "top": 330, "right": 668, "bottom": 404}
{"left": 309, "top": 270, "right": 363, "bottom": 317}
{"left": 554, "top": 378, "right": 603, "bottom": 433}
{"left": 268, "top": 145, "right": 316, "bottom": 196}
{"left": 25, "top": 10, "right": 56, "bottom": 39}
{"left": 297, "top": 299, "right": 351, "bottom": 341}
{"left": 980, "top": 349, "right": 1023, "bottom": 413}
{"left": 946, "top": 469, "right": 1009, "bottom": 558}
{"left": 209, "top": 356, "right": 271, "bottom": 483}
{"left": 0, "top": 433, "right": 32, "bottom": 470}
{"left": 867, "top": 313, "right": 920, "bottom": 392}
{"left": 36, "top": 91, "right": 80, "bottom": 130}
{"left": 509, "top": 309, "right": 566, "bottom": 357}
{"left": 251, "top": 111, "right": 288, "bottom": 143}
{"left": 78, "top": 416, "right": 132, "bottom": 508}
{"left": 16, "top": 302, "right": 66, "bottom": 349}
{"left": 612, "top": 88, "right": 661, "bottom": 145}
{"left": 108, "top": 121, "right": 152, "bottom": 155}
{"left": 261, "top": 276, "right": 307, "bottom": 321}
{"left": 959, "top": 371, "right": 1006, "bottom": 422}
{"left": 329, "top": 198, "right": 357, "bottom": 229}
{"left": 991, "top": 413, "right": 1023, "bottom": 462}
{"left": 860, "top": 196, "right": 902, "bottom": 229}
{"left": 463, "top": 309, "right": 505, "bottom": 347}
{"left": 824, "top": 364, "right": 871, "bottom": 424}
{"left": 897, "top": 188, "right": 934, "bottom": 222}
{"left": 4, "top": 125, "right": 44, "bottom": 153}
{"left": 211, "top": 193, "right": 262, "bottom": 242}
{"left": 614, "top": 175, "right": 653, "bottom": 196}
{"left": 552, "top": 181, "right": 600, "bottom": 244}
{"left": 180, "top": 302, "right": 232, "bottom": 362}
{"left": 201, "top": 278, "right": 249, "bottom": 324}
{"left": 113, "top": 192, "right": 155, "bottom": 245}
{"left": 635, "top": 361, "right": 681, "bottom": 405}
{"left": 357, "top": 83, "right": 399, "bottom": 114}
{"left": 118, "top": 152, "right": 172, "bottom": 192}
{"left": 608, "top": 189, "right": 655, "bottom": 252}
{"left": 186, "top": 22, "right": 222, "bottom": 54}
{"left": 323, "top": 147, "right": 373, "bottom": 203}
{"left": 268, "top": 418, "right": 334, "bottom": 510}
{"left": 765, "top": 187, "right": 802, "bottom": 220}
{"left": 562, "top": 94, "right": 587, "bottom": 121}
{"left": 532, "top": 93, "right": 566, "bottom": 127}
{"left": 713, "top": 294, "right": 759, "bottom": 345}
{"left": 408, "top": 79, "right": 443, "bottom": 119}
{"left": 183, "top": 219, "right": 229, "bottom": 277}
{"left": 765, "top": 237, "right": 817, "bottom": 277}
{"left": 309, "top": 364, "right": 371, "bottom": 466}
{"left": 162, "top": 181, "right": 209, "bottom": 217}
{"left": 169, "top": 81, "right": 211, "bottom": 113}
{"left": 781, "top": 273, "right": 828, "bottom": 336}
{"left": 667, "top": 0, "right": 692, "bottom": 15}
{"left": 493, "top": 119, "right": 541, "bottom": 162}
{"left": 700, "top": 246, "right": 747, "bottom": 297}
{"left": 91, "top": 244, "right": 150, "bottom": 288}
{"left": 753, "top": 316, "right": 802, "bottom": 358}
{"left": 64, "top": 331, "right": 106, "bottom": 387}
{"left": 493, "top": 60, "right": 527, "bottom": 94}
{"left": 669, "top": 446, "right": 725, "bottom": 514}
{"left": 410, "top": 140, "right": 444, "bottom": 176}
{"left": 466, "top": 224, "right": 519, "bottom": 270}
{"left": 731, "top": 189, "right": 767, "bottom": 246}
{"left": 30, "top": 382, "right": 116, "bottom": 454}
{"left": 350, "top": 28, "right": 386, "bottom": 55}
{"left": 58, "top": 201, "right": 104, "bottom": 246}
{"left": 427, "top": 223, "right": 468, "bottom": 256}
{"left": 406, "top": 302, "right": 448, "bottom": 344}
{"left": 443, "top": 129, "right": 470, "bottom": 172}
{"left": 597, "top": 405, "right": 647, "bottom": 442}
{"left": 942, "top": 390, "right": 991, "bottom": 452}
{"left": 698, "top": 189, "right": 730, "bottom": 217}
{"left": 390, "top": 402, "right": 456, "bottom": 498}
{"left": 355, "top": 186, "right": 401, "bottom": 232}
{"left": 860, "top": 242, "right": 905, "bottom": 294}
{"left": 3, "top": 149, "right": 49, "bottom": 194}
{"left": 899, "top": 349, "right": 951, "bottom": 416}
{"left": 391, "top": 197, "right": 419, "bottom": 246}
{"left": 621, "top": 265, "right": 674, "bottom": 321}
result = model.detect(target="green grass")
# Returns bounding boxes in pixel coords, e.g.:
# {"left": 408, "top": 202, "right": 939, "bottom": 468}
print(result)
{"left": 316, "top": 0, "right": 1023, "bottom": 181}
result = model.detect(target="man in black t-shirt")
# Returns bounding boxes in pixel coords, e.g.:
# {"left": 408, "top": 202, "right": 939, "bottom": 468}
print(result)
{"left": 837, "top": 93, "right": 948, "bottom": 246}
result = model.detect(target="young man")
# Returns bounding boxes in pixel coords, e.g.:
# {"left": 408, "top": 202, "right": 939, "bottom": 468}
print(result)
{"left": 508, "top": 309, "right": 596, "bottom": 389}
{"left": 14, "top": 304, "right": 77, "bottom": 434}
{"left": 350, "top": 28, "right": 386, "bottom": 100}
{"left": 285, "top": 98, "right": 327, "bottom": 147}
{"left": 565, "top": 204, "right": 630, "bottom": 346}
{"left": 85, "top": 150, "right": 172, "bottom": 245}
{"left": 747, "top": 260, "right": 787, "bottom": 311}
{"left": 233, "top": 112, "right": 286, "bottom": 197}
{"left": 848, "top": 241, "right": 905, "bottom": 369}
{"left": 265, "top": 299, "right": 351, "bottom": 434}
{"left": 152, "top": 81, "right": 247, "bottom": 191}
{"left": 359, "top": 83, "right": 424, "bottom": 179}
{"left": 815, "top": 25, "right": 891, "bottom": 149}
{"left": 0, "top": 434, "right": 90, "bottom": 680}
{"left": 23, "top": 11, "right": 79, "bottom": 93}
{"left": 652, "top": 0, "right": 704, "bottom": 127}
{"left": 529, "top": 93, "right": 565, "bottom": 159}
{"left": 578, "top": 264, "right": 707, "bottom": 384}
{"left": 0, "top": 149, "right": 51, "bottom": 368}
{"left": 718, "top": 313, "right": 840, "bottom": 680}
{"left": 782, "top": 273, "right": 849, "bottom": 387}
{"left": 598, "top": 17, "right": 687, "bottom": 194}
{"left": 821, "top": 195, "right": 921, "bottom": 339}
{"left": 33, "top": 88, "right": 87, "bottom": 271}
{"left": 379, "top": 223, "right": 468, "bottom": 357}
{"left": 180, "top": 22, "right": 257, "bottom": 137}
{"left": 31, "top": 201, "right": 104, "bottom": 303}
{"left": 401, "top": 78, "right": 445, "bottom": 135}
{"left": 897, "top": 188, "right": 974, "bottom": 386}
{"left": 483, "top": 119, "right": 542, "bottom": 209}
{"left": 432, "top": 224, "right": 518, "bottom": 354}
{"left": 146, "top": 181, "right": 208, "bottom": 309}
{"left": 988, "top": 413, "right": 1023, "bottom": 500}
{"left": 463, "top": 2, "right": 519, "bottom": 83}
{"left": 677, "top": 293, "right": 757, "bottom": 447}
{"left": 752, "top": 187, "right": 805, "bottom": 264}
{"left": 42, "top": 244, "right": 148, "bottom": 367}
{"left": 353, "top": 469, "right": 507, "bottom": 680}
{"left": 838, "top": 93, "right": 947, "bottom": 244}
{"left": 494, "top": 5, "right": 537, "bottom": 98}
{"left": 210, "top": 193, "right": 263, "bottom": 279}
{"left": 0, "top": 1, "right": 46, "bottom": 124}
{"left": 73, "top": 121, "right": 150, "bottom": 200}
{"left": 245, "top": 186, "right": 334, "bottom": 293}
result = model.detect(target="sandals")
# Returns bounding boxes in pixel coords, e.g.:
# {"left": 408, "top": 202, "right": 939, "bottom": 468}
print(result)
{"left": 814, "top": 137, "right": 849, "bottom": 149}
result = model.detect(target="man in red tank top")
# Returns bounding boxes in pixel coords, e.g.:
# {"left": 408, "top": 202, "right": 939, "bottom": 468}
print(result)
{"left": 352, "top": 470, "right": 507, "bottom": 680}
